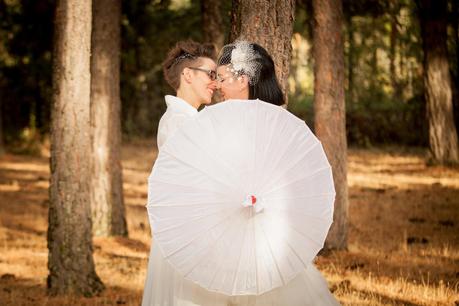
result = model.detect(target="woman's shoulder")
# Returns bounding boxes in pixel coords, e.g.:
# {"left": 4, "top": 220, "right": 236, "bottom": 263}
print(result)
{"left": 210, "top": 99, "right": 283, "bottom": 111}
{"left": 159, "top": 111, "right": 188, "bottom": 129}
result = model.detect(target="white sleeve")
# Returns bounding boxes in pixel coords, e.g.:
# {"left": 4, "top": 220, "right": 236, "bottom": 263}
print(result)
{"left": 157, "top": 113, "right": 188, "bottom": 150}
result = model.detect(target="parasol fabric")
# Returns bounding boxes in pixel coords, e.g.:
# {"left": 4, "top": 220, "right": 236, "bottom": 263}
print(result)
{"left": 147, "top": 99, "right": 335, "bottom": 296}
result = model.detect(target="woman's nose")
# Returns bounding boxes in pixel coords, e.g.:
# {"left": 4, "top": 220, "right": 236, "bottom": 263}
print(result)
{"left": 208, "top": 81, "right": 216, "bottom": 90}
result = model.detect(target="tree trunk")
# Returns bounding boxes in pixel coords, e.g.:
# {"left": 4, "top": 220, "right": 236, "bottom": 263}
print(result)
{"left": 450, "top": 0, "right": 459, "bottom": 132}
{"left": 201, "top": 0, "right": 224, "bottom": 50}
{"left": 230, "top": 0, "right": 295, "bottom": 105}
{"left": 369, "top": 18, "right": 378, "bottom": 93}
{"left": 418, "top": 0, "right": 459, "bottom": 164}
{"left": 312, "top": 0, "right": 348, "bottom": 250}
{"left": 48, "top": 0, "right": 104, "bottom": 296}
{"left": 0, "top": 98, "right": 4, "bottom": 156}
{"left": 345, "top": 13, "right": 355, "bottom": 104}
{"left": 90, "top": 0, "right": 128, "bottom": 237}
{"left": 389, "top": 1, "right": 402, "bottom": 102}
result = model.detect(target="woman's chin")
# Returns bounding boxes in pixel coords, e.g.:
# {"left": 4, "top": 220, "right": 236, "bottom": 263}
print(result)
{"left": 202, "top": 98, "right": 212, "bottom": 105}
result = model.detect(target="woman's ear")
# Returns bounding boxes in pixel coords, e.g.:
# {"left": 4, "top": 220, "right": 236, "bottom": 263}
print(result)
{"left": 182, "top": 68, "right": 193, "bottom": 84}
{"left": 238, "top": 75, "right": 249, "bottom": 91}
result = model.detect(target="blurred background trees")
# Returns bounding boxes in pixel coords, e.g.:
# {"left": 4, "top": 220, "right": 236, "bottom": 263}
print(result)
{"left": 0, "top": 0, "right": 458, "bottom": 151}
{"left": 290, "top": 0, "right": 458, "bottom": 151}
{"left": 0, "top": 0, "right": 54, "bottom": 154}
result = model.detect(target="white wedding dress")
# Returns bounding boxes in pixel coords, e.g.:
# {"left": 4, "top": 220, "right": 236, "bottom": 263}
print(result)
{"left": 142, "top": 96, "right": 340, "bottom": 306}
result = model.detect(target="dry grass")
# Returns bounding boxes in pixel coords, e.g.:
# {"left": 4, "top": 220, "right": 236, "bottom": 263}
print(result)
{"left": 0, "top": 142, "right": 458, "bottom": 305}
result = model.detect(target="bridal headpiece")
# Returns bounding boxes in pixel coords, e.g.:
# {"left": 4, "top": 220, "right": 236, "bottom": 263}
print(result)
{"left": 218, "top": 41, "right": 262, "bottom": 85}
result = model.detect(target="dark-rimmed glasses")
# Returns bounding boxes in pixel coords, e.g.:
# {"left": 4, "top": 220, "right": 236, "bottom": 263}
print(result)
{"left": 188, "top": 67, "right": 217, "bottom": 81}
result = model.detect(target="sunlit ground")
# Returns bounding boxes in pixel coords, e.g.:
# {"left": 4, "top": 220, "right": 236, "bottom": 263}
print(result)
{"left": 0, "top": 142, "right": 458, "bottom": 305}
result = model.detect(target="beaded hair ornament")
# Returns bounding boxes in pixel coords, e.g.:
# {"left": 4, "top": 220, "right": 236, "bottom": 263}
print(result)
{"left": 217, "top": 41, "right": 262, "bottom": 85}
{"left": 173, "top": 52, "right": 196, "bottom": 65}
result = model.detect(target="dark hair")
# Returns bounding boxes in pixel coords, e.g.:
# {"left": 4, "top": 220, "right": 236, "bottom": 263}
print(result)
{"left": 217, "top": 43, "right": 284, "bottom": 106}
{"left": 162, "top": 40, "right": 216, "bottom": 90}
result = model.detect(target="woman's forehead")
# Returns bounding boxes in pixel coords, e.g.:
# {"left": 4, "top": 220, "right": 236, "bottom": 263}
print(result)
{"left": 198, "top": 57, "right": 216, "bottom": 68}
{"left": 217, "top": 65, "right": 230, "bottom": 74}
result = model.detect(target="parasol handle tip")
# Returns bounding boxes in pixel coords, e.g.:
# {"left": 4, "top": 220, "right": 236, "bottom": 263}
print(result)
{"left": 242, "top": 195, "right": 264, "bottom": 213}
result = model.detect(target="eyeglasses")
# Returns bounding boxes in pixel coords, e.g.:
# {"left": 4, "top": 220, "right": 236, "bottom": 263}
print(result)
{"left": 188, "top": 67, "right": 217, "bottom": 81}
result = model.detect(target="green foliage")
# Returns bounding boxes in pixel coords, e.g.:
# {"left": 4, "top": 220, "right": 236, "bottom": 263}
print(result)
{"left": 291, "top": 0, "right": 430, "bottom": 146}
{"left": 0, "top": 0, "right": 53, "bottom": 143}
{"left": 0, "top": 0, "right": 455, "bottom": 148}
{"left": 346, "top": 94, "right": 427, "bottom": 146}
{"left": 121, "top": 1, "right": 202, "bottom": 137}
{"left": 288, "top": 92, "right": 427, "bottom": 147}
{"left": 288, "top": 94, "right": 314, "bottom": 129}
{"left": 0, "top": 0, "right": 232, "bottom": 145}
{"left": 120, "top": 0, "right": 232, "bottom": 138}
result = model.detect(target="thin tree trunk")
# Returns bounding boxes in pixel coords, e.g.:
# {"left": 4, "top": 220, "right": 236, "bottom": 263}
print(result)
{"left": 230, "top": 0, "right": 295, "bottom": 105}
{"left": 345, "top": 13, "right": 355, "bottom": 104}
{"left": 313, "top": 0, "right": 348, "bottom": 250}
{"left": 201, "top": 0, "right": 224, "bottom": 50}
{"left": 48, "top": 0, "right": 104, "bottom": 296}
{"left": 389, "top": 1, "right": 401, "bottom": 101}
{"left": 0, "top": 98, "right": 4, "bottom": 155}
{"left": 90, "top": 0, "right": 127, "bottom": 237}
{"left": 450, "top": 0, "right": 459, "bottom": 131}
{"left": 418, "top": 0, "right": 459, "bottom": 164}
{"left": 370, "top": 18, "right": 378, "bottom": 93}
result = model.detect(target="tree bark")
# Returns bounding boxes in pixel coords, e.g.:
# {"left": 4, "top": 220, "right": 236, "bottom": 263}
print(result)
{"left": 0, "top": 98, "right": 4, "bottom": 156}
{"left": 450, "top": 0, "right": 459, "bottom": 132}
{"left": 345, "top": 13, "right": 355, "bottom": 104}
{"left": 369, "top": 18, "right": 378, "bottom": 93}
{"left": 90, "top": 0, "right": 127, "bottom": 237}
{"left": 312, "top": 0, "right": 348, "bottom": 250}
{"left": 230, "top": 0, "right": 295, "bottom": 105}
{"left": 48, "top": 0, "right": 104, "bottom": 296}
{"left": 201, "top": 0, "right": 225, "bottom": 50}
{"left": 418, "top": 0, "right": 459, "bottom": 164}
{"left": 389, "top": 1, "right": 402, "bottom": 101}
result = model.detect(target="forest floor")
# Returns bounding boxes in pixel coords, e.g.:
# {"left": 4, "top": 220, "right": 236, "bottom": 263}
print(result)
{"left": 0, "top": 140, "right": 458, "bottom": 306}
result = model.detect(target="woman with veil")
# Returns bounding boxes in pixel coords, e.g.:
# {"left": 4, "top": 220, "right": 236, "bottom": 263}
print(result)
{"left": 142, "top": 40, "right": 340, "bottom": 306}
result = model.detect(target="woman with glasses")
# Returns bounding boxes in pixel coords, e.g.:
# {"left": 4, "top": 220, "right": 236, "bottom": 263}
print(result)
{"left": 142, "top": 40, "right": 224, "bottom": 306}
{"left": 156, "top": 40, "right": 217, "bottom": 149}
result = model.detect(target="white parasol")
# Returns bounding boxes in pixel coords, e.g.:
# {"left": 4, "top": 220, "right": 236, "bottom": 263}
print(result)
{"left": 147, "top": 99, "right": 335, "bottom": 296}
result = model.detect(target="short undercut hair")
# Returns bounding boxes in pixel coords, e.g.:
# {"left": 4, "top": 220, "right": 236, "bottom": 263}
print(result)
{"left": 162, "top": 40, "right": 216, "bottom": 90}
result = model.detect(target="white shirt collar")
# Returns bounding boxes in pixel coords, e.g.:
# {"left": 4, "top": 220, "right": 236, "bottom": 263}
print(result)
{"left": 165, "top": 95, "right": 198, "bottom": 116}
